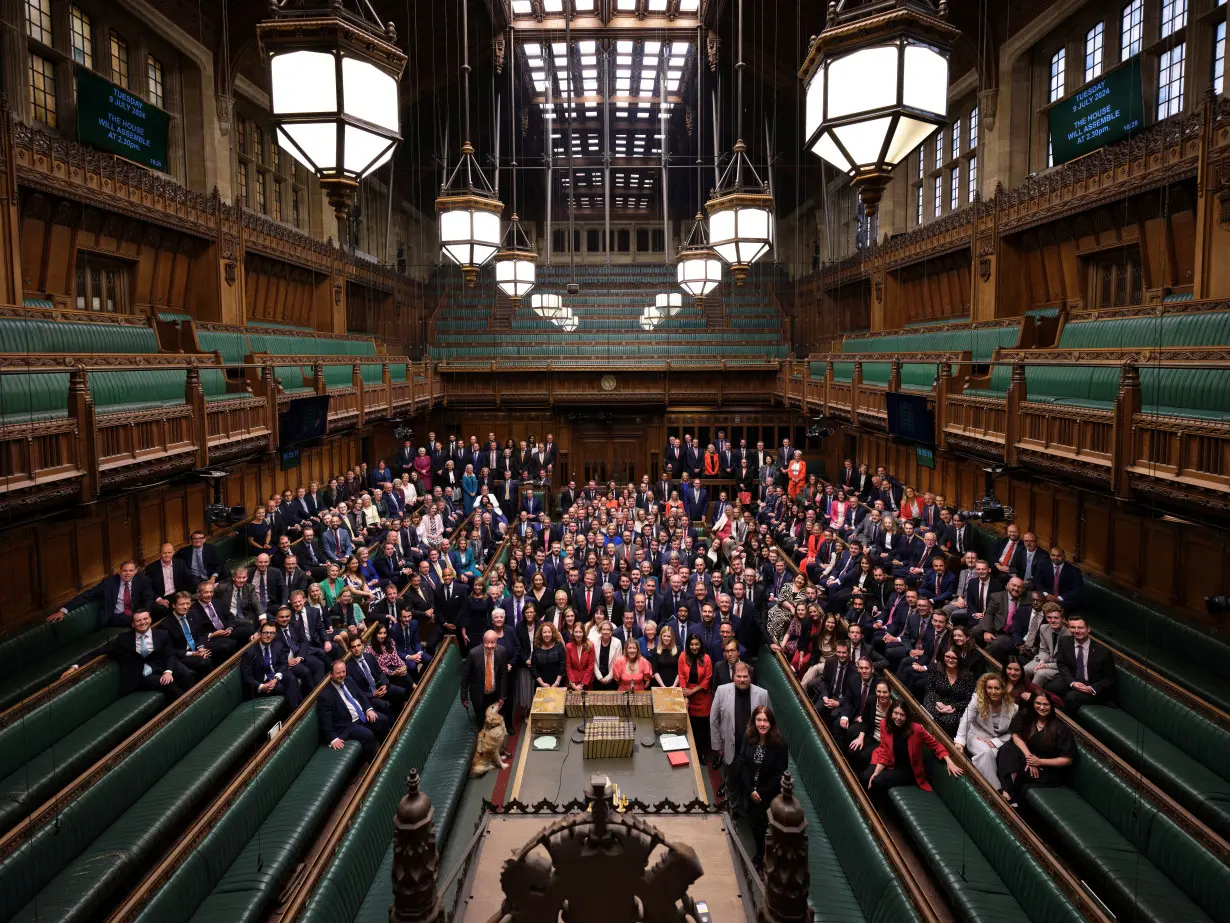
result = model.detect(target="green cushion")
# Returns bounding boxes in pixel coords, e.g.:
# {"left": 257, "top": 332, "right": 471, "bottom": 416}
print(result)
{"left": 757, "top": 653, "right": 921, "bottom": 923}
{"left": 1026, "top": 786, "right": 1214, "bottom": 922}
{"left": 0, "top": 682, "right": 162, "bottom": 835}
{"left": 8, "top": 692, "right": 283, "bottom": 923}
{"left": 298, "top": 646, "right": 469, "bottom": 923}
{"left": 0, "top": 372, "right": 70, "bottom": 422}
{"left": 0, "top": 318, "right": 158, "bottom": 354}
{"left": 888, "top": 786, "right": 1030, "bottom": 923}
{"left": 0, "top": 618, "right": 121, "bottom": 712}
{"left": 1081, "top": 580, "right": 1230, "bottom": 712}
{"left": 1078, "top": 703, "right": 1230, "bottom": 840}
{"left": 350, "top": 696, "right": 477, "bottom": 923}
{"left": 1060, "top": 739, "right": 1230, "bottom": 920}
{"left": 1060, "top": 312, "right": 1230, "bottom": 349}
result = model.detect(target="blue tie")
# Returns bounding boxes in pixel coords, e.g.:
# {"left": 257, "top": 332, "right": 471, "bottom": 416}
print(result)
{"left": 340, "top": 683, "right": 366, "bottom": 722}
{"left": 180, "top": 617, "right": 196, "bottom": 651}
{"left": 262, "top": 644, "right": 273, "bottom": 679}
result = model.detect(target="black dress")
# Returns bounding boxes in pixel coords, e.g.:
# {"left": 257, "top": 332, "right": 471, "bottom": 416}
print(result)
{"left": 651, "top": 647, "right": 680, "bottom": 686}
{"left": 462, "top": 595, "right": 494, "bottom": 651}
{"left": 531, "top": 643, "right": 566, "bottom": 687}
{"left": 737, "top": 739, "right": 788, "bottom": 861}
{"left": 923, "top": 667, "right": 976, "bottom": 737}
{"left": 996, "top": 712, "right": 1077, "bottom": 802}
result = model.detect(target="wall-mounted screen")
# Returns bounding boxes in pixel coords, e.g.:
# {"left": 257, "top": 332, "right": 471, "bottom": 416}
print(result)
{"left": 1048, "top": 57, "right": 1143, "bottom": 167}
{"left": 76, "top": 68, "right": 170, "bottom": 172}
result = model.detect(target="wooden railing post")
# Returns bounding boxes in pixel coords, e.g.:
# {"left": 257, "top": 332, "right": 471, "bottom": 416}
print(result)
{"left": 825, "top": 359, "right": 833, "bottom": 414}
{"left": 1004, "top": 360, "right": 1025, "bottom": 465}
{"left": 186, "top": 363, "right": 207, "bottom": 467}
{"left": 935, "top": 361, "right": 951, "bottom": 451}
{"left": 382, "top": 361, "right": 392, "bottom": 416}
{"left": 353, "top": 362, "right": 365, "bottom": 426}
{"left": 313, "top": 362, "right": 325, "bottom": 395}
{"left": 68, "top": 365, "right": 97, "bottom": 503}
{"left": 852, "top": 360, "right": 863, "bottom": 417}
{"left": 889, "top": 356, "right": 902, "bottom": 392}
{"left": 262, "top": 364, "right": 279, "bottom": 452}
{"left": 1114, "top": 361, "right": 1141, "bottom": 499}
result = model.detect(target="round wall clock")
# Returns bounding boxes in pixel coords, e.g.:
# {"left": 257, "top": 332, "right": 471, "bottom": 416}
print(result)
{"left": 600, "top": 374, "right": 617, "bottom": 391}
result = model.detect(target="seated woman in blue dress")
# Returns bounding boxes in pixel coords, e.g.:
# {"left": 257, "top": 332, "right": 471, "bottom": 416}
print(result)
{"left": 449, "top": 528, "right": 484, "bottom": 581}
{"left": 246, "top": 506, "right": 274, "bottom": 554}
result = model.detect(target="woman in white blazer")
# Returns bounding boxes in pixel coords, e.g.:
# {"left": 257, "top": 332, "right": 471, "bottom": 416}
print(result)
{"left": 955, "top": 672, "right": 1018, "bottom": 787}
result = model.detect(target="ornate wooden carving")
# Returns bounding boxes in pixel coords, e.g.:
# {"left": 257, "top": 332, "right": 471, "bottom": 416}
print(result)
{"left": 758, "top": 773, "right": 812, "bottom": 923}
{"left": 488, "top": 776, "right": 704, "bottom": 923}
{"left": 390, "top": 768, "right": 443, "bottom": 923}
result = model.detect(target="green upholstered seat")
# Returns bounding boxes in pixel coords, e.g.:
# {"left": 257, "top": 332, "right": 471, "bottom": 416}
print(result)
{"left": 0, "top": 318, "right": 158, "bottom": 354}
{"left": 1026, "top": 740, "right": 1230, "bottom": 922}
{"left": 3, "top": 673, "right": 282, "bottom": 923}
{"left": 350, "top": 697, "right": 477, "bottom": 923}
{"left": 298, "top": 646, "right": 471, "bottom": 923}
{"left": 1080, "top": 579, "right": 1230, "bottom": 712}
{"left": 0, "top": 664, "right": 161, "bottom": 835}
{"left": 1078, "top": 701, "right": 1230, "bottom": 840}
{"left": 887, "top": 786, "right": 1029, "bottom": 923}
{"left": 757, "top": 653, "right": 922, "bottom": 923}
{"left": 0, "top": 603, "right": 119, "bottom": 711}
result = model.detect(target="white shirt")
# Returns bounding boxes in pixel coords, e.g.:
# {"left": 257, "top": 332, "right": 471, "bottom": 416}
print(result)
{"left": 135, "top": 630, "right": 155, "bottom": 676}
{"left": 334, "top": 681, "right": 361, "bottom": 721}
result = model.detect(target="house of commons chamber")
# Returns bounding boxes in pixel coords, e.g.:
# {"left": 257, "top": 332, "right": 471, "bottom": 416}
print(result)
{"left": 2, "top": 0, "right": 1230, "bottom": 920}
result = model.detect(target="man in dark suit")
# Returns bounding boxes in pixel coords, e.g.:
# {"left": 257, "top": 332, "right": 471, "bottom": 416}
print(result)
{"left": 167, "top": 592, "right": 220, "bottom": 680}
{"left": 50, "top": 560, "right": 155, "bottom": 628}
{"left": 520, "top": 487, "right": 543, "bottom": 517}
{"left": 557, "top": 480, "right": 578, "bottom": 513}
{"left": 948, "top": 515, "right": 976, "bottom": 558}
{"left": 61, "top": 609, "right": 188, "bottom": 701}
{"left": 982, "top": 576, "right": 1030, "bottom": 660}
{"left": 895, "top": 603, "right": 952, "bottom": 699}
{"left": 318, "top": 657, "right": 387, "bottom": 759}
{"left": 145, "top": 543, "right": 192, "bottom": 620}
{"left": 461, "top": 630, "right": 510, "bottom": 729}
{"left": 396, "top": 439, "right": 416, "bottom": 477}
{"left": 293, "top": 526, "right": 329, "bottom": 581}
{"left": 248, "top": 554, "right": 287, "bottom": 622}
{"left": 273, "top": 605, "right": 326, "bottom": 686}
{"left": 1014, "top": 532, "right": 1047, "bottom": 589}
{"left": 348, "top": 635, "right": 406, "bottom": 711}
{"left": 991, "top": 524, "right": 1024, "bottom": 581}
{"left": 837, "top": 458, "right": 858, "bottom": 491}
{"left": 663, "top": 438, "right": 683, "bottom": 477}
{"left": 1046, "top": 615, "right": 1115, "bottom": 711}
{"left": 801, "top": 640, "right": 858, "bottom": 723}
{"left": 212, "top": 570, "right": 260, "bottom": 638}
{"left": 190, "top": 582, "right": 247, "bottom": 654}
{"left": 175, "top": 531, "right": 227, "bottom": 590}
{"left": 240, "top": 620, "right": 302, "bottom": 709}
{"left": 281, "top": 555, "right": 311, "bottom": 599}
{"left": 288, "top": 589, "right": 333, "bottom": 659}
{"left": 1043, "top": 547, "right": 1085, "bottom": 612}
{"left": 434, "top": 571, "right": 467, "bottom": 644}
{"left": 391, "top": 608, "right": 429, "bottom": 680}
{"left": 573, "top": 570, "right": 604, "bottom": 622}
{"left": 685, "top": 478, "right": 710, "bottom": 522}
{"left": 918, "top": 557, "right": 957, "bottom": 609}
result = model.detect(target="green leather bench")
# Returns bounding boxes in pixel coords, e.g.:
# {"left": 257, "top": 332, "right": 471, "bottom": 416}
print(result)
{"left": 298, "top": 645, "right": 470, "bottom": 923}
{"left": 0, "top": 662, "right": 283, "bottom": 923}
{"left": 1076, "top": 669, "right": 1230, "bottom": 839}
{"left": 130, "top": 707, "right": 362, "bottom": 923}
{"left": 1025, "top": 739, "right": 1230, "bottom": 922}
{"left": 0, "top": 663, "right": 162, "bottom": 835}
{"left": 887, "top": 750, "right": 1087, "bottom": 923}
{"left": 1080, "top": 578, "right": 1230, "bottom": 711}
{"left": 758, "top": 653, "right": 922, "bottom": 922}
{"left": 0, "top": 602, "right": 118, "bottom": 711}
{"left": 350, "top": 696, "right": 477, "bottom": 923}
{"left": 0, "top": 530, "right": 250, "bottom": 712}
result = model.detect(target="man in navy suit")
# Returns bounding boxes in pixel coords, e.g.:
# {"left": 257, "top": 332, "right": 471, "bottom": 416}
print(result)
{"left": 520, "top": 487, "right": 542, "bottom": 517}
{"left": 918, "top": 557, "right": 957, "bottom": 608}
{"left": 61, "top": 609, "right": 189, "bottom": 701}
{"left": 685, "top": 478, "right": 710, "bottom": 522}
{"left": 175, "top": 531, "right": 227, "bottom": 590}
{"left": 882, "top": 588, "right": 922, "bottom": 668}
{"left": 241, "top": 620, "right": 302, "bottom": 710}
{"left": 1043, "top": 546, "right": 1085, "bottom": 612}
{"left": 896, "top": 603, "right": 952, "bottom": 698}
{"left": 273, "top": 605, "right": 325, "bottom": 686}
{"left": 348, "top": 636, "right": 406, "bottom": 710}
{"left": 391, "top": 609, "right": 429, "bottom": 680}
{"left": 319, "top": 658, "right": 387, "bottom": 759}
{"left": 50, "top": 560, "right": 155, "bottom": 628}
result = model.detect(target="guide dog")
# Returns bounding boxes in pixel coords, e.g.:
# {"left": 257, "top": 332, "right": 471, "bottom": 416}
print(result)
{"left": 469, "top": 702, "right": 510, "bottom": 777}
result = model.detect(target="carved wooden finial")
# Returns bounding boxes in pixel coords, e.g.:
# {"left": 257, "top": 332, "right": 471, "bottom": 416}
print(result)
{"left": 390, "top": 768, "right": 443, "bottom": 923}
{"left": 758, "top": 772, "right": 811, "bottom": 923}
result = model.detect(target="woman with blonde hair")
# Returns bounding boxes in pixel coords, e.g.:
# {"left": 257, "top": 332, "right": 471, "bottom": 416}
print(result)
{"left": 955, "top": 672, "right": 1018, "bottom": 787}
{"left": 612, "top": 637, "right": 652, "bottom": 691}
{"left": 651, "top": 623, "right": 680, "bottom": 687}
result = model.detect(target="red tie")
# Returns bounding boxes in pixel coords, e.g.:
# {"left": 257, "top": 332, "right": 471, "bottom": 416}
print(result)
{"left": 1005, "top": 600, "right": 1017, "bottom": 631}
{"left": 1053, "top": 565, "right": 1061, "bottom": 595}
{"left": 122, "top": 581, "right": 132, "bottom": 616}
{"left": 586, "top": 589, "right": 592, "bottom": 610}
{"left": 1000, "top": 541, "right": 1015, "bottom": 567}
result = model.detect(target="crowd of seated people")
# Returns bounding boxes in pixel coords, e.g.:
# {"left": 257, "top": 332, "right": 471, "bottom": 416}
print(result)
{"left": 750, "top": 453, "right": 1110, "bottom": 807}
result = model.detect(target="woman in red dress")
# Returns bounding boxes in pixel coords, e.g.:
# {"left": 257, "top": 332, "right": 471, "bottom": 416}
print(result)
{"left": 679, "top": 634, "right": 714, "bottom": 757}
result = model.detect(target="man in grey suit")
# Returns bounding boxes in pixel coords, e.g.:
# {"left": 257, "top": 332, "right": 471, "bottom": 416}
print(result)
{"left": 709, "top": 661, "right": 770, "bottom": 809}
{"left": 1024, "top": 602, "right": 1069, "bottom": 688}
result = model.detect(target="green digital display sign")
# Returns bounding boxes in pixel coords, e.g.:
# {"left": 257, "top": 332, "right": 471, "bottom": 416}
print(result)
{"left": 75, "top": 68, "right": 170, "bottom": 172}
{"left": 1048, "top": 57, "right": 1143, "bottom": 167}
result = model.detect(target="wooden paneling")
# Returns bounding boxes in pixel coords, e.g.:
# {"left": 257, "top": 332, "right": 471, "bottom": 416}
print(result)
{"left": 244, "top": 253, "right": 321, "bottom": 328}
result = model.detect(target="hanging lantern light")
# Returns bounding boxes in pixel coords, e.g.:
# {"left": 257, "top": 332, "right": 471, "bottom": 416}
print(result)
{"left": 531, "top": 292, "right": 564, "bottom": 321}
{"left": 800, "top": 0, "right": 957, "bottom": 218}
{"left": 676, "top": 213, "right": 723, "bottom": 305}
{"left": 257, "top": 1, "right": 407, "bottom": 221}
{"left": 706, "top": 0, "right": 774, "bottom": 287}
{"left": 554, "top": 306, "right": 577, "bottom": 329}
{"left": 495, "top": 214, "right": 537, "bottom": 309}
{"left": 655, "top": 293, "right": 683, "bottom": 317}
{"left": 435, "top": 0, "right": 503, "bottom": 286}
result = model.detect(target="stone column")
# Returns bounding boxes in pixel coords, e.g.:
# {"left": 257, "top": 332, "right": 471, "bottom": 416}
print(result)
{"left": 389, "top": 768, "right": 443, "bottom": 923}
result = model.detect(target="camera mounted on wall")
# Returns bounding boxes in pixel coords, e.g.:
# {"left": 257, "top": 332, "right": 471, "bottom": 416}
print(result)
{"left": 959, "top": 465, "right": 1014, "bottom": 523}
